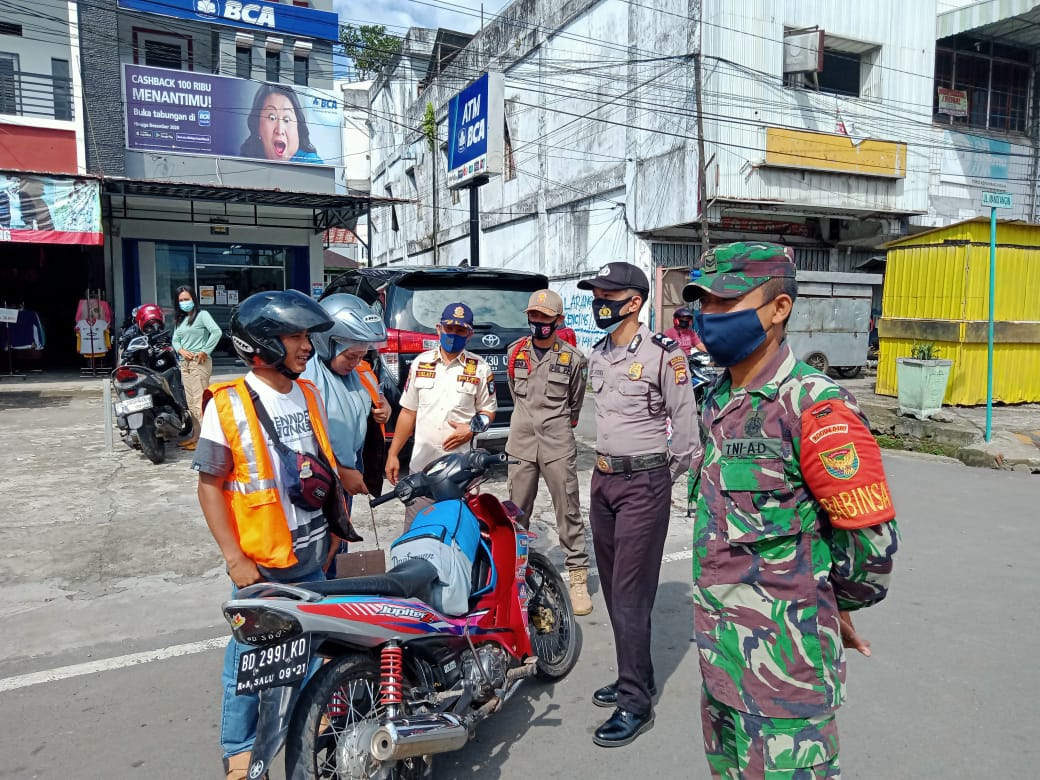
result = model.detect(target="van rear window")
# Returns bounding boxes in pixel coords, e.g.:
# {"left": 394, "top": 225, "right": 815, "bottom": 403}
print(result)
{"left": 390, "top": 287, "right": 534, "bottom": 333}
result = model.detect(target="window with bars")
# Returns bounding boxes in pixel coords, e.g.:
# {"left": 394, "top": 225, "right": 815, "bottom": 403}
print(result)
{"left": 236, "top": 46, "right": 252, "bottom": 79}
{"left": 293, "top": 55, "right": 309, "bottom": 86}
{"left": 266, "top": 50, "right": 280, "bottom": 82}
{"left": 0, "top": 53, "right": 18, "bottom": 115}
{"left": 144, "top": 40, "right": 185, "bottom": 70}
{"left": 934, "top": 35, "right": 1030, "bottom": 134}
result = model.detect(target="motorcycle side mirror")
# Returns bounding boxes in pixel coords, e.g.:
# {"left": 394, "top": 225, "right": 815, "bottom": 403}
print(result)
{"left": 469, "top": 413, "right": 490, "bottom": 435}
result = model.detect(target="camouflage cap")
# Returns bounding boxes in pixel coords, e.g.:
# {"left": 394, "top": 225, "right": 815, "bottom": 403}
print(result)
{"left": 682, "top": 242, "right": 796, "bottom": 301}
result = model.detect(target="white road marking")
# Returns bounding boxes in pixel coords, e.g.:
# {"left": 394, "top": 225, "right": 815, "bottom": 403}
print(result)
{"left": 0, "top": 636, "right": 228, "bottom": 693}
{"left": 2, "top": 550, "right": 697, "bottom": 693}
{"left": 564, "top": 547, "right": 693, "bottom": 582}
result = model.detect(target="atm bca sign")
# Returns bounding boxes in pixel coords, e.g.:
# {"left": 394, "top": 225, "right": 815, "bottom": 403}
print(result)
{"left": 447, "top": 72, "right": 504, "bottom": 188}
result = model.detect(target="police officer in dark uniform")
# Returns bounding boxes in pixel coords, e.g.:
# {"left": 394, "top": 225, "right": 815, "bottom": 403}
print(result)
{"left": 579, "top": 261, "right": 701, "bottom": 747}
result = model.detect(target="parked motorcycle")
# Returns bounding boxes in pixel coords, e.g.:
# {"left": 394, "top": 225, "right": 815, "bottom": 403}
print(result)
{"left": 111, "top": 328, "right": 191, "bottom": 464}
{"left": 223, "top": 416, "right": 579, "bottom": 780}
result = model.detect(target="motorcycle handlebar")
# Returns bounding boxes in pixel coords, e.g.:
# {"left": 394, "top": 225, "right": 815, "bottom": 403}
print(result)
{"left": 369, "top": 490, "right": 397, "bottom": 508}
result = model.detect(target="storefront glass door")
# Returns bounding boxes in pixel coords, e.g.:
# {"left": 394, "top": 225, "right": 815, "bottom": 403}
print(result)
{"left": 153, "top": 241, "right": 288, "bottom": 356}
{"left": 194, "top": 245, "right": 287, "bottom": 338}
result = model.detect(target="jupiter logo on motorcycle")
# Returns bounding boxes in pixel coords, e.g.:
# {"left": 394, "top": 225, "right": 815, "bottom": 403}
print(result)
{"left": 378, "top": 604, "right": 433, "bottom": 622}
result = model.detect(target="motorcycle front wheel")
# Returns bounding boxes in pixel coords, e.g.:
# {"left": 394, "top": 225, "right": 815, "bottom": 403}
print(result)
{"left": 136, "top": 412, "right": 166, "bottom": 464}
{"left": 526, "top": 551, "right": 580, "bottom": 680}
{"left": 285, "top": 653, "right": 431, "bottom": 780}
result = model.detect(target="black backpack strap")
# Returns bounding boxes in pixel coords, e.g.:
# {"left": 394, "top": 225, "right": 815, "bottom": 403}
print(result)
{"left": 244, "top": 385, "right": 295, "bottom": 458}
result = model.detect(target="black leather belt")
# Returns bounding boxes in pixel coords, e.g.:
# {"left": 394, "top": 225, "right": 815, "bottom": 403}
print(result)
{"left": 595, "top": 452, "right": 668, "bottom": 475}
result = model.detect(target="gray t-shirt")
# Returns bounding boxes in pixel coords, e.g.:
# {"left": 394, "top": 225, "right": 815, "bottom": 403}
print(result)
{"left": 192, "top": 372, "right": 328, "bottom": 579}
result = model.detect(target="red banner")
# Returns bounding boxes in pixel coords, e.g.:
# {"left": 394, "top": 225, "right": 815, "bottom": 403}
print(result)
{"left": 0, "top": 173, "right": 102, "bottom": 246}
{"left": 1, "top": 228, "right": 103, "bottom": 245}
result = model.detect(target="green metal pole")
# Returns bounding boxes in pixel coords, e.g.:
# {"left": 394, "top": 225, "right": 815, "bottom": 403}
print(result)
{"left": 986, "top": 206, "right": 996, "bottom": 442}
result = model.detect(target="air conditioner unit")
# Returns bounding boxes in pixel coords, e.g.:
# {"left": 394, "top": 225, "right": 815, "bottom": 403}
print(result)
{"left": 783, "top": 29, "right": 824, "bottom": 74}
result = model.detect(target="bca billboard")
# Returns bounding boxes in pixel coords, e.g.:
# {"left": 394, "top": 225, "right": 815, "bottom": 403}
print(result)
{"left": 446, "top": 72, "right": 504, "bottom": 188}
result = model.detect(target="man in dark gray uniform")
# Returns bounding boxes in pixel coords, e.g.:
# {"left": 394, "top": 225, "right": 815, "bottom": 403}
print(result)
{"left": 579, "top": 261, "right": 701, "bottom": 748}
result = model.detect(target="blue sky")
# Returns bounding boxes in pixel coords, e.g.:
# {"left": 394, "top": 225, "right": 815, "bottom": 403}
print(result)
{"left": 332, "top": 0, "right": 506, "bottom": 36}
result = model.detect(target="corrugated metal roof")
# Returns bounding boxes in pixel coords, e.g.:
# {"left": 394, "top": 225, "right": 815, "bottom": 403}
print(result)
{"left": 884, "top": 217, "right": 1038, "bottom": 248}
{"left": 102, "top": 177, "right": 391, "bottom": 211}
{"left": 325, "top": 228, "right": 360, "bottom": 245}
{"left": 937, "top": 0, "right": 1040, "bottom": 48}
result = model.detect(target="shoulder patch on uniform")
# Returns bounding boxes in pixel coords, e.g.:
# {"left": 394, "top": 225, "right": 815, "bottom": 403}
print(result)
{"left": 652, "top": 332, "right": 681, "bottom": 352}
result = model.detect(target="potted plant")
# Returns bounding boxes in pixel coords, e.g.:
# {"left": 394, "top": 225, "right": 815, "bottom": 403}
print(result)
{"left": 895, "top": 342, "right": 953, "bottom": 420}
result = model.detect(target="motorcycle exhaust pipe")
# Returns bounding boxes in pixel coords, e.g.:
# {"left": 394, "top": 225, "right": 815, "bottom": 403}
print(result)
{"left": 369, "top": 714, "right": 469, "bottom": 762}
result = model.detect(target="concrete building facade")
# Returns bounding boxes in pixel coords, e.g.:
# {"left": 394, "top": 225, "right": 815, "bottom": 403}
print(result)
{"left": 367, "top": 0, "right": 1040, "bottom": 350}
{"left": 76, "top": 0, "right": 370, "bottom": 352}
{"left": 1, "top": 1, "right": 105, "bottom": 370}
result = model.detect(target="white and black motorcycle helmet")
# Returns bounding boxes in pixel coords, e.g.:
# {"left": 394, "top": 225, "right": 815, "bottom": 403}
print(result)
{"left": 230, "top": 290, "right": 333, "bottom": 377}
{"left": 311, "top": 293, "right": 388, "bottom": 362}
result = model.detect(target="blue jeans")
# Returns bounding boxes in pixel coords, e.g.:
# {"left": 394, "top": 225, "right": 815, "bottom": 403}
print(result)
{"left": 220, "top": 568, "right": 325, "bottom": 759}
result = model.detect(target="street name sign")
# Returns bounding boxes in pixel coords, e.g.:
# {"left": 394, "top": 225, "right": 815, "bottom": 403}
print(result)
{"left": 981, "top": 191, "right": 1013, "bottom": 209}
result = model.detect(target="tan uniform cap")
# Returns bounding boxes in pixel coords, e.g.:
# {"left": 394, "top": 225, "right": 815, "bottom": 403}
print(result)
{"left": 525, "top": 289, "right": 564, "bottom": 316}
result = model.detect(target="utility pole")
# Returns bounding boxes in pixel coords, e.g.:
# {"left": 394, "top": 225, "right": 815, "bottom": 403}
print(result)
{"left": 468, "top": 185, "right": 480, "bottom": 267}
{"left": 431, "top": 150, "right": 439, "bottom": 266}
{"left": 693, "top": 0, "right": 710, "bottom": 255}
{"left": 422, "top": 102, "right": 439, "bottom": 265}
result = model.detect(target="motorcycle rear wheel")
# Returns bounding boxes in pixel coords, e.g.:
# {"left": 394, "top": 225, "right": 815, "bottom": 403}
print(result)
{"left": 136, "top": 412, "right": 166, "bottom": 464}
{"left": 526, "top": 551, "right": 580, "bottom": 680}
{"left": 285, "top": 653, "right": 431, "bottom": 780}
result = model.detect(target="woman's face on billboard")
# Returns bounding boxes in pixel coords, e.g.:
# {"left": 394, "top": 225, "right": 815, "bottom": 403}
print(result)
{"left": 259, "top": 92, "right": 300, "bottom": 161}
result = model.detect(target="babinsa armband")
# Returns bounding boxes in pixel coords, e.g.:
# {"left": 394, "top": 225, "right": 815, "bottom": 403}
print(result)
{"left": 800, "top": 399, "right": 896, "bottom": 530}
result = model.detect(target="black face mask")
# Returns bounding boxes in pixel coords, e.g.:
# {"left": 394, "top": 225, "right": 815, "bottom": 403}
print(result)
{"left": 593, "top": 297, "right": 634, "bottom": 330}
{"left": 528, "top": 319, "right": 560, "bottom": 341}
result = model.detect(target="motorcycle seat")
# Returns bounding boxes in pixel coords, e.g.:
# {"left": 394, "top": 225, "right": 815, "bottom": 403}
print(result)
{"left": 304, "top": 558, "right": 438, "bottom": 604}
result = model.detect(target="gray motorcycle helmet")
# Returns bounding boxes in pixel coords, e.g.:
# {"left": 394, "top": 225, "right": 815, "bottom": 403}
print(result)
{"left": 311, "top": 293, "right": 388, "bottom": 362}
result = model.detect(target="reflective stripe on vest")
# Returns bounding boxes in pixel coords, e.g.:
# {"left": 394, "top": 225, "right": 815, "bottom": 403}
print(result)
{"left": 210, "top": 377, "right": 340, "bottom": 570}
{"left": 356, "top": 360, "right": 385, "bottom": 437}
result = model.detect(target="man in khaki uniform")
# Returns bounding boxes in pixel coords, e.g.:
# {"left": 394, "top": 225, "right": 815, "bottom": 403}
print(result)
{"left": 580, "top": 261, "right": 701, "bottom": 748}
{"left": 505, "top": 289, "right": 592, "bottom": 615}
{"left": 386, "top": 302, "right": 497, "bottom": 525}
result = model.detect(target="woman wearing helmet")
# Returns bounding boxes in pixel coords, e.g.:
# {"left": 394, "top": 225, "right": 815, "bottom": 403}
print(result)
{"left": 301, "top": 293, "right": 390, "bottom": 498}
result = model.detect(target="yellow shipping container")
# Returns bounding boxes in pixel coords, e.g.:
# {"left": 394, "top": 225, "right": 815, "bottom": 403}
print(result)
{"left": 877, "top": 218, "right": 1040, "bottom": 405}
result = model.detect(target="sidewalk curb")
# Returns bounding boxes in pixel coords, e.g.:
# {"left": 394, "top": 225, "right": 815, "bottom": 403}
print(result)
{"left": 859, "top": 399, "right": 1040, "bottom": 474}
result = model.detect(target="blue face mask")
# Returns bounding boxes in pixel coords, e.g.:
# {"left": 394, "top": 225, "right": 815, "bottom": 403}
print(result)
{"left": 440, "top": 332, "right": 468, "bottom": 354}
{"left": 695, "top": 305, "right": 768, "bottom": 367}
{"left": 178, "top": 300, "right": 195, "bottom": 313}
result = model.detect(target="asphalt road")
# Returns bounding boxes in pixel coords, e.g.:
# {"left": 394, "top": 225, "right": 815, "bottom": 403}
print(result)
{"left": 2, "top": 385, "right": 1038, "bottom": 778}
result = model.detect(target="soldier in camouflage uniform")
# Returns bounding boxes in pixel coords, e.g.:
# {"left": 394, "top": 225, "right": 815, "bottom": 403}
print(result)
{"left": 683, "top": 242, "right": 899, "bottom": 779}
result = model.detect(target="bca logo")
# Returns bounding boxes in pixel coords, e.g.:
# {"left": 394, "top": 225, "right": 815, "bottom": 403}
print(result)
{"left": 220, "top": 0, "right": 276, "bottom": 28}
{"left": 312, "top": 98, "right": 338, "bottom": 110}
{"left": 195, "top": 0, "right": 217, "bottom": 17}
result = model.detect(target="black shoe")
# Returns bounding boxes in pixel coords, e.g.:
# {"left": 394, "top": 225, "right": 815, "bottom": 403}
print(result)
{"left": 592, "top": 681, "right": 658, "bottom": 708}
{"left": 592, "top": 707, "right": 655, "bottom": 747}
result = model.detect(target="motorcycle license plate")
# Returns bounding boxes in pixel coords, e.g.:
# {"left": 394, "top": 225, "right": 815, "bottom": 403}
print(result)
{"left": 235, "top": 635, "right": 311, "bottom": 695}
{"left": 115, "top": 395, "right": 153, "bottom": 415}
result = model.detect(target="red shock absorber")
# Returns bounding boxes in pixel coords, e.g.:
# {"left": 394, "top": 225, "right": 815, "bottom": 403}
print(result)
{"left": 380, "top": 642, "right": 404, "bottom": 707}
